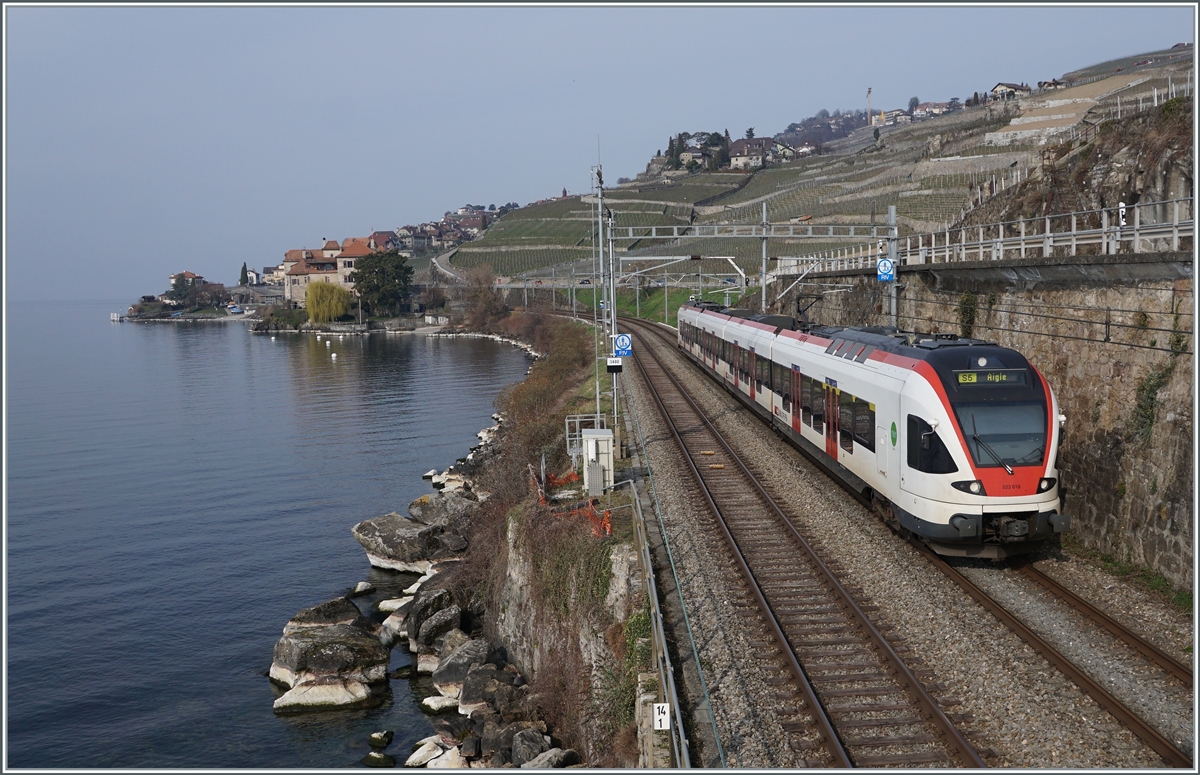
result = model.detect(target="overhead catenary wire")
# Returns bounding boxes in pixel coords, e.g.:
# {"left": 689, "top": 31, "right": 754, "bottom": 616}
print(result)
{"left": 890, "top": 309, "right": 1191, "bottom": 355}
{"left": 905, "top": 293, "right": 1194, "bottom": 337}
{"left": 915, "top": 285, "right": 1193, "bottom": 317}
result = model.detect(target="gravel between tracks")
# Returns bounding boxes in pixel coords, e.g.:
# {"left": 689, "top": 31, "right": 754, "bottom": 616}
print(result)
{"left": 624, "top": 322, "right": 1190, "bottom": 768}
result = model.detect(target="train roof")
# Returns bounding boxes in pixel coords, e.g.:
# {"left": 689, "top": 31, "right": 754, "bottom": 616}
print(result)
{"left": 681, "top": 299, "right": 1027, "bottom": 365}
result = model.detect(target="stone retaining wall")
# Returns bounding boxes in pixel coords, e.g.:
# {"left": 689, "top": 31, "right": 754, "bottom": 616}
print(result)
{"left": 775, "top": 252, "right": 1193, "bottom": 589}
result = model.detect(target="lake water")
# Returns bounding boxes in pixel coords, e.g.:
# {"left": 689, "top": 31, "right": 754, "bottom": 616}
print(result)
{"left": 5, "top": 301, "right": 532, "bottom": 768}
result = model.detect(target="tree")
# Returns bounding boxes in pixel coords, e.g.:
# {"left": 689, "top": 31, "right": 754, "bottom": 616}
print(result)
{"left": 948, "top": 97, "right": 961, "bottom": 111}
{"left": 306, "top": 282, "right": 351, "bottom": 323}
{"left": 488, "top": 203, "right": 496, "bottom": 211}
{"left": 745, "top": 127, "right": 755, "bottom": 139}
{"left": 873, "top": 127, "right": 881, "bottom": 142}
{"left": 420, "top": 282, "right": 447, "bottom": 312}
{"left": 462, "top": 266, "right": 506, "bottom": 331}
{"left": 908, "top": 96, "right": 920, "bottom": 114}
{"left": 347, "top": 248, "right": 414, "bottom": 317}
{"left": 239, "top": 262, "right": 248, "bottom": 286}
{"left": 167, "top": 276, "right": 192, "bottom": 302}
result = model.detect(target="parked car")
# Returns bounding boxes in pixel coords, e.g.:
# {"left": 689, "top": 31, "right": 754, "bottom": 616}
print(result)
{"left": 579, "top": 278, "right": 592, "bottom": 285}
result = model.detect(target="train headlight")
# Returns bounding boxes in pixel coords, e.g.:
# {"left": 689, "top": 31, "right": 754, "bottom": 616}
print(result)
{"left": 952, "top": 480, "right": 987, "bottom": 495}
{"left": 1038, "top": 477, "right": 1057, "bottom": 492}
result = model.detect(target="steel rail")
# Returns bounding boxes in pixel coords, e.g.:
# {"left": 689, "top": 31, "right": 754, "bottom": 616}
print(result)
{"left": 905, "top": 536, "right": 1193, "bottom": 769}
{"left": 629, "top": 318, "right": 985, "bottom": 768}
{"left": 627, "top": 314, "right": 1193, "bottom": 769}
{"left": 630, "top": 326, "right": 852, "bottom": 768}
{"left": 618, "top": 478, "right": 692, "bottom": 767}
{"left": 1015, "top": 561, "right": 1193, "bottom": 684}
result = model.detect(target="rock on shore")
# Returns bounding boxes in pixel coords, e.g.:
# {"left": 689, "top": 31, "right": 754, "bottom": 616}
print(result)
{"left": 269, "top": 598, "right": 390, "bottom": 712}
{"left": 350, "top": 489, "right": 479, "bottom": 572}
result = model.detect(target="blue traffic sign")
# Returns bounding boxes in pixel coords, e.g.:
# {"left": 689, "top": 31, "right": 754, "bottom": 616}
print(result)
{"left": 614, "top": 333, "right": 632, "bottom": 357}
{"left": 877, "top": 257, "right": 895, "bottom": 282}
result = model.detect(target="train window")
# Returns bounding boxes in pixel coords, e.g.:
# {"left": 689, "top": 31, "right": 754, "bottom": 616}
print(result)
{"left": 854, "top": 398, "right": 875, "bottom": 452}
{"left": 834, "top": 340, "right": 855, "bottom": 357}
{"left": 906, "top": 415, "right": 959, "bottom": 474}
{"left": 855, "top": 345, "right": 877, "bottom": 364}
{"left": 839, "top": 398, "right": 855, "bottom": 454}
{"left": 825, "top": 339, "right": 842, "bottom": 354}
{"left": 953, "top": 401, "right": 1046, "bottom": 468}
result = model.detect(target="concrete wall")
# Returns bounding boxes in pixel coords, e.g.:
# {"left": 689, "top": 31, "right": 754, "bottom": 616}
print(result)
{"left": 775, "top": 251, "right": 1193, "bottom": 589}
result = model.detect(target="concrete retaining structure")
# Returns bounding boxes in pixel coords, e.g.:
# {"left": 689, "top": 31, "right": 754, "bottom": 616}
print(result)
{"left": 775, "top": 251, "right": 1193, "bottom": 589}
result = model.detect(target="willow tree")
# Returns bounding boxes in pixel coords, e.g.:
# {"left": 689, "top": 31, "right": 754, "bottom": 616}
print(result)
{"left": 306, "top": 282, "right": 351, "bottom": 324}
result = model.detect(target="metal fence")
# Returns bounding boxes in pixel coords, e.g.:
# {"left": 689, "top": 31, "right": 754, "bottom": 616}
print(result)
{"left": 774, "top": 197, "right": 1193, "bottom": 275}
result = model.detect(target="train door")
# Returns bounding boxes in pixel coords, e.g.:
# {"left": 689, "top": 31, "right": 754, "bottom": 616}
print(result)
{"left": 791, "top": 368, "right": 802, "bottom": 433}
{"left": 748, "top": 350, "right": 755, "bottom": 400}
{"left": 824, "top": 381, "right": 839, "bottom": 459}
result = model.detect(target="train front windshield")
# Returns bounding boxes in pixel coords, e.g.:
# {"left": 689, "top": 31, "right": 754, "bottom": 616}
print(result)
{"left": 952, "top": 401, "right": 1046, "bottom": 468}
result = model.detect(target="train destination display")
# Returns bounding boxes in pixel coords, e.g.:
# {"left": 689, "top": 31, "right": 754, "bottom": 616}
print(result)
{"left": 953, "top": 369, "right": 1028, "bottom": 387}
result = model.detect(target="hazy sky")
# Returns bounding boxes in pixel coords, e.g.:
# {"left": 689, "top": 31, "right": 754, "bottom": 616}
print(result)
{"left": 4, "top": 4, "right": 1194, "bottom": 300}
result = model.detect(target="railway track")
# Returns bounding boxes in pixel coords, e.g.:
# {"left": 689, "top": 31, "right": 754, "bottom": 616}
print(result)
{"left": 622, "top": 314, "right": 1193, "bottom": 768}
{"left": 626, "top": 320, "right": 984, "bottom": 768}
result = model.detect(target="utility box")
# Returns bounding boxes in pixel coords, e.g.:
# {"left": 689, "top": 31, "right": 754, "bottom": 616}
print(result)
{"left": 582, "top": 428, "right": 614, "bottom": 496}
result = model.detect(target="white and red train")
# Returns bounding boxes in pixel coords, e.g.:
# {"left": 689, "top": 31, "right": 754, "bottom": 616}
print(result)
{"left": 675, "top": 300, "right": 1069, "bottom": 559}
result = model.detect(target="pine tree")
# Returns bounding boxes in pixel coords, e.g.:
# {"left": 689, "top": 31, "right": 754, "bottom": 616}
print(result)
{"left": 239, "top": 262, "right": 248, "bottom": 286}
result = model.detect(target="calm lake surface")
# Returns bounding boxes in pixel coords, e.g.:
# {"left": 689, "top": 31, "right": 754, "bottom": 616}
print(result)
{"left": 6, "top": 300, "right": 532, "bottom": 768}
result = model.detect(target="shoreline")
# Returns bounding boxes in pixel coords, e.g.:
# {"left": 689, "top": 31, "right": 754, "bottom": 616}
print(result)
{"left": 268, "top": 328, "right": 539, "bottom": 736}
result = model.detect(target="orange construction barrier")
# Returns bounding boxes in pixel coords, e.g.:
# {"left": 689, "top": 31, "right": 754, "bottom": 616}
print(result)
{"left": 551, "top": 497, "right": 612, "bottom": 537}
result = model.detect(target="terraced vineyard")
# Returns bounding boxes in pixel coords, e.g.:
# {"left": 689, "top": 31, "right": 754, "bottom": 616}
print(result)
{"left": 452, "top": 245, "right": 596, "bottom": 274}
{"left": 450, "top": 99, "right": 1054, "bottom": 276}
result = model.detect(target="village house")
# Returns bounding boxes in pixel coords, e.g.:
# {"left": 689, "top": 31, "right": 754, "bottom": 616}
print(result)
{"left": 991, "top": 82, "right": 1031, "bottom": 100}
{"left": 282, "top": 248, "right": 338, "bottom": 304}
{"left": 729, "top": 138, "right": 772, "bottom": 170}
{"left": 913, "top": 101, "right": 949, "bottom": 118}
{"left": 678, "top": 145, "right": 711, "bottom": 166}
{"left": 169, "top": 270, "right": 203, "bottom": 287}
{"left": 262, "top": 263, "right": 286, "bottom": 285}
{"left": 765, "top": 140, "right": 794, "bottom": 163}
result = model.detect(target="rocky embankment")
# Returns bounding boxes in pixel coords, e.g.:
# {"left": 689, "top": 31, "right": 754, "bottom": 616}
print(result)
{"left": 268, "top": 416, "right": 582, "bottom": 768}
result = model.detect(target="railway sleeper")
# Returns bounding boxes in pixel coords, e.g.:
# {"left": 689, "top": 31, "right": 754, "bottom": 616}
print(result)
{"left": 834, "top": 715, "right": 925, "bottom": 728}
{"left": 806, "top": 662, "right": 885, "bottom": 673}
{"left": 855, "top": 751, "right": 952, "bottom": 767}
{"left": 818, "top": 686, "right": 907, "bottom": 698}
{"left": 843, "top": 733, "right": 940, "bottom": 747}
{"left": 812, "top": 672, "right": 892, "bottom": 683}
{"left": 828, "top": 701, "right": 922, "bottom": 713}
